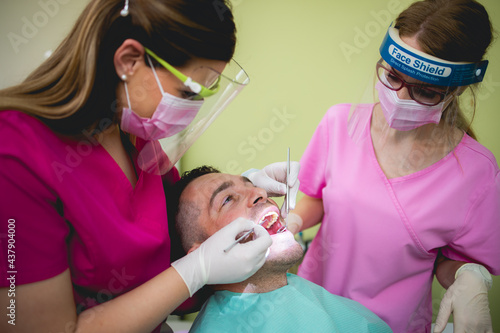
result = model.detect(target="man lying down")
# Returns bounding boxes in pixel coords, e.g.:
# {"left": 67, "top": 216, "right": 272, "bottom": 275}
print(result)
{"left": 168, "top": 166, "right": 392, "bottom": 333}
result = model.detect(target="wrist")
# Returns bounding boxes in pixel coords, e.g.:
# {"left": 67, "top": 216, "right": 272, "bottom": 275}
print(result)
{"left": 171, "top": 251, "right": 205, "bottom": 297}
{"left": 286, "top": 212, "right": 303, "bottom": 234}
{"left": 455, "top": 263, "right": 493, "bottom": 290}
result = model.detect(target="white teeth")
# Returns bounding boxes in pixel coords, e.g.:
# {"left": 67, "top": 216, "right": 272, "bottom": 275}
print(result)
{"left": 259, "top": 212, "right": 278, "bottom": 229}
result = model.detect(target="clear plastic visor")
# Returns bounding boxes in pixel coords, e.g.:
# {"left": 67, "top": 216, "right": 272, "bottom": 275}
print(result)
{"left": 137, "top": 59, "right": 250, "bottom": 175}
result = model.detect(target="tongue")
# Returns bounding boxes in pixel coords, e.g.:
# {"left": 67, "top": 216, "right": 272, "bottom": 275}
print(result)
{"left": 267, "top": 220, "right": 283, "bottom": 235}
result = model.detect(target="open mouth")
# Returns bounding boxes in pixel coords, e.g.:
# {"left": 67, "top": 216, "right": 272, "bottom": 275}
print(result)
{"left": 259, "top": 211, "right": 283, "bottom": 235}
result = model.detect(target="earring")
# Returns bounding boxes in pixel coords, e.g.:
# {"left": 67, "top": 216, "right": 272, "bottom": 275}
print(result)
{"left": 120, "top": 0, "right": 129, "bottom": 17}
{"left": 121, "top": 74, "right": 127, "bottom": 81}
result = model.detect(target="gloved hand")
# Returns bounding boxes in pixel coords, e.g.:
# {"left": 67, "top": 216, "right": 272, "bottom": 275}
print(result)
{"left": 243, "top": 161, "right": 300, "bottom": 218}
{"left": 171, "top": 217, "right": 272, "bottom": 296}
{"left": 285, "top": 212, "right": 303, "bottom": 235}
{"left": 434, "top": 263, "right": 493, "bottom": 333}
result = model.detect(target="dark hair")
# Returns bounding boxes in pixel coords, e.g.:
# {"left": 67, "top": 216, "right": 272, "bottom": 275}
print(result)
{"left": 166, "top": 165, "right": 221, "bottom": 260}
{"left": 0, "top": 0, "right": 236, "bottom": 136}
{"left": 395, "top": 0, "right": 492, "bottom": 62}
{"left": 394, "top": 0, "right": 494, "bottom": 139}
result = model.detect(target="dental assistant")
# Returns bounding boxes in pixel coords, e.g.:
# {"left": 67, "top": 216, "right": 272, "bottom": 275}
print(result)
{"left": 288, "top": 0, "right": 500, "bottom": 332}
{"left": 0, "top": 1, "right": 298, "bottom": 332}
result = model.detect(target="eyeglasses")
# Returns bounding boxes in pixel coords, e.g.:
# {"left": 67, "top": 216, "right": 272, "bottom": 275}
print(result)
{"left": 376, "top": 59, "right": 447, "bottom": 106}
{"left": 144, "top": 47, "right": 220, "bottom": 99}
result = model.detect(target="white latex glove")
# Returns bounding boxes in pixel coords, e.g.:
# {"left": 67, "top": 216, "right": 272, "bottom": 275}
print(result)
{"left": 434, "top": 263, "right": 493, "bottom": 333}
{"left": 285, "top": 212, "right": 303, "bottom": 235}
{"left": 243, "top": 161, "right": 300, "bottom": 218}
{"left": 171, "top": 217, "right": 272, "bottom": 296}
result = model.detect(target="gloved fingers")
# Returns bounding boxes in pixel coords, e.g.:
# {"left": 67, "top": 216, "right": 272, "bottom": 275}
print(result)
{"left": 262, "top": 161, "right": 287, "bottom": 182}
{"left": 287, "top": 161, "right": 300, "bottom": 187}
{"left": 284, "top": 212, "right": 303, "bottom": 234}
{"left": 242, "top": 223, "right": 273, "bottom": 251}
{"left": 433, "top": 290, "right": 453, "bottom": 333}
{"left": 288, "top": 179, "right": 300, "bottom": 210}
{"left": 224, "top": 224, "right": 272, "bottom": 279}
{"left": 228, "top": 223, "right": 272, "bottom": 257}
{"left": 280, "top": 179, "right": 300, "bottom": 218}
{"left": 265, "top": 161, "right": 300, "bottom": 187}
{"left": 213, "top": 217, "right": 255, "bottom": 242}
{"left": 462, "top": 292, "right": 493, "bottom": 333}
{"left": 266, "top": 181, "right": 287, "bottom": 197}
{"left": 247, "top": 167, "right": 286, "bottom": 197}
{"left": 280, "top": 199, "right": 286, "bottom": 218}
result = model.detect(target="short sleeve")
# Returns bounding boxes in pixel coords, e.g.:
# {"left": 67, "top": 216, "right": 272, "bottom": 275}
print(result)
{"left": 0, "top": 112, "right": 69, "bottom": 285}
{"left": 441, "top": 171, "right": 500, "bottom": 275}
{"left": 162, "top": 166, "right": 180, "bottom": 186}
{"left": 298, "top": 110, "right": 332, "bottom": 198}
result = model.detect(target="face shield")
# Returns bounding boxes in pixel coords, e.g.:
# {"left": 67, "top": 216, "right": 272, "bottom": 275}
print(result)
{"left": 347, "top": 25, "right": 488, "bottom": 177}
{"left": 136, "top": 56, "right": 250, "bottom": 175}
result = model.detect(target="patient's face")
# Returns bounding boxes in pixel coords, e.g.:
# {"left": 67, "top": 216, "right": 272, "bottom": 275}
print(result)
{"left": 181, "top": 173, "right": 303, "bottom": 264}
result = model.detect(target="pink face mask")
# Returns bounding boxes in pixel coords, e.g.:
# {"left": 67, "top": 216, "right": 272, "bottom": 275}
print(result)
{"left": 120, "top": 62, "right": 203, "bottom": 141}
{"left": 375, "top": 79, "right": 444, "bottom": 131}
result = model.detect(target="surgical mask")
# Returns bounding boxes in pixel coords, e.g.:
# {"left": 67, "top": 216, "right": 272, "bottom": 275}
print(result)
{"left": 120, "top": 61, "right": 203, "bottom": 141}
{"left": 376, "top": 79, "right": 444, "bottom": 131}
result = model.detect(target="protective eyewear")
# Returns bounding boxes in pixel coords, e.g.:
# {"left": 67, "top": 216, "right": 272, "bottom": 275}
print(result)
{"left": 376, "top": 59, "right": 447, "bottom": 106}
{"left": 144, "top": 47, "right": 220, "bottom": 99}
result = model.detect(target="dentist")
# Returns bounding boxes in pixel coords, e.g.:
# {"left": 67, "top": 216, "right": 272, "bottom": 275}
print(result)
{"left": 0, "top": 0, "right": 298, "bottom": 332}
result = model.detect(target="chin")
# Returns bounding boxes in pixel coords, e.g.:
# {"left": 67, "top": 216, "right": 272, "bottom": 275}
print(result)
{"left": 266, "top": 232, "right": 304, "bottom": 264}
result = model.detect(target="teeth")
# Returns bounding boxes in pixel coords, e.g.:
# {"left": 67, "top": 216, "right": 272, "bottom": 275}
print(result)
{"left": 259, "top": 212, "right": 278, "bottom": 229}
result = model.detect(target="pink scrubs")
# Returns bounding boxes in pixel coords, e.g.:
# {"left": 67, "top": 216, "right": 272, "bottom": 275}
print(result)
{"left": 297, "top": 104, "right": 500, "bottom": 333}
{"left": 0, "top": 110, "right": 178, "bottom": 330}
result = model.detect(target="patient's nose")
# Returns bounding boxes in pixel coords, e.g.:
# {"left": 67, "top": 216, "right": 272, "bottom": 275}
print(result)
{"left": 397, "top": 86, "right": 412, "bottom": 100}
{"left": 248, "top": 186, "right": 268, "bottom": 206}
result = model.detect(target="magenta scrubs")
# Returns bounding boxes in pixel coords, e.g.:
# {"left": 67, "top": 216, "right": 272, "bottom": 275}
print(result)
{"left": 297, "top": 104, "right": 500, "bottom": 332}
{"left": 0, "top": 110, "right": 178, "bottom": 318}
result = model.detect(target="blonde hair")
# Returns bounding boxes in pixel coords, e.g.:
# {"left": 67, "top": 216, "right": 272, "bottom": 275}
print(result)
{"left": 0, "top": 0, "right": 235, "bottom": 136}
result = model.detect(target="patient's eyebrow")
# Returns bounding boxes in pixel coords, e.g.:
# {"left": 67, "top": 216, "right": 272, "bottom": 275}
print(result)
{"left": 209, "top": 180, "right": 234, "bottom": 208}
{"left": 241, "top": 176, "right": 253, "bottom": 184}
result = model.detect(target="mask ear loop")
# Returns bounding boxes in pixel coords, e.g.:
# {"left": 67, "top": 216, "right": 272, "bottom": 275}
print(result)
{"left": 147, "top": 54, "right": 166, "bottom": 95}
{"left": 123, "top": 81, "right": 132, "bottom": 109}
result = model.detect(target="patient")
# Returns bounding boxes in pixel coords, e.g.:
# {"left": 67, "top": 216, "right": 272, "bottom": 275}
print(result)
{"left": 169, "top": 166, "right": 392, "bottom": 333}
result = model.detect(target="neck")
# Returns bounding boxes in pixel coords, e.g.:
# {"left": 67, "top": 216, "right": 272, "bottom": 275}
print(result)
{"left": 213, "top": 266, "right": 289, "bottom": 293}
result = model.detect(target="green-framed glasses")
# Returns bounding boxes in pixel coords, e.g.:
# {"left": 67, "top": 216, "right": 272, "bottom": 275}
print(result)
{"left": 144, "top": 47, "right": 220, "bottom": 98}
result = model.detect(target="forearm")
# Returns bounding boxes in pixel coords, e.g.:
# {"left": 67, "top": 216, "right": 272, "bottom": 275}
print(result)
{"left": 75, "top": 267, "right": 189, "bottom": 333}
{"left": 435, "top": 255, "right": 468, "bottom": 289}
{"left": 2, "top": 267, "right": 190, "bottom": 333}
{"left": 291, "top": 194, "right": 324, "bottom": 232}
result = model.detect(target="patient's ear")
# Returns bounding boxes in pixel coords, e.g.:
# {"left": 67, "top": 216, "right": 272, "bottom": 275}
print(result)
{"left": 187, "top": 243, "right": 202, "bottom": 254}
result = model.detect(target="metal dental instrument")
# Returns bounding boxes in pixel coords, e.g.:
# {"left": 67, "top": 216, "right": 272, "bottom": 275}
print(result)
{"left": 286, "top": 147, "right": 290, "bottom": 218}
{"left": 223, "top": 220, "right": 266, "bottom": 253}
{"left": 277, "top": 148, "right": 290, "bottom": 233}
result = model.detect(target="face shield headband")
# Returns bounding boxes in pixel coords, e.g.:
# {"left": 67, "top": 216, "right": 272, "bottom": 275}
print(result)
{"left": 380, "top": 25, "right": 488, "bottom": 87}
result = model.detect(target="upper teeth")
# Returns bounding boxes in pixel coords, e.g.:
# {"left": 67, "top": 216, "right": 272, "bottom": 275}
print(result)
{"left": 259, "top": 212, "right": 278, "bottom": 229}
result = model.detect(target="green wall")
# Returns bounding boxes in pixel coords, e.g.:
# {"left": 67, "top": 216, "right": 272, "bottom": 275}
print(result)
{"left": 182, "top": 0, "right": 500, "bottom": 328}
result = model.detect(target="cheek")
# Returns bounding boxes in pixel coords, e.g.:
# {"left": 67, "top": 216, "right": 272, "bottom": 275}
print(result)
{"left": 127, "top": 72, "right": 163, "bottom": 118}
{"left": 215, "top": 211, "right": 249, "bottom": 231}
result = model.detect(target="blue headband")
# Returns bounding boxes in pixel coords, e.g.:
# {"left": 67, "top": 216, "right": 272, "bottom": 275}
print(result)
{"left": 379, "top": 26, "right": 488, "bottom": 87}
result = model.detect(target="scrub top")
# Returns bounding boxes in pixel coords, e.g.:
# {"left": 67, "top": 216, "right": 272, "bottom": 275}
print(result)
{"left": 297, "top": 104, "right": 500, "bottom": 333}
{"left": 190, "top": 273, "right": 392, "bottom": 333}
{"left": 0, "top": 110, "right": 178, "bottom": 325}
